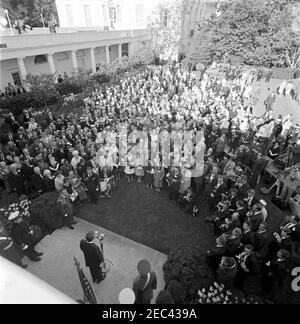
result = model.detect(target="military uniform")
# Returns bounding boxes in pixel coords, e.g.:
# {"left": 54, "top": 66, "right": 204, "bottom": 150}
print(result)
{"left": 0, "top": 234, "right": 24, "bottom": 267}
{"left": 10, "top": 219, "right": 42, "bottom": 261}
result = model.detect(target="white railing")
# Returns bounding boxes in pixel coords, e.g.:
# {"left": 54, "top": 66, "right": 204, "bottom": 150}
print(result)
{"left": 0, "top": 28, "right": 150, "bottom": 50}
{"left": 0, "top": 26, "right": 148, "bottom": 36}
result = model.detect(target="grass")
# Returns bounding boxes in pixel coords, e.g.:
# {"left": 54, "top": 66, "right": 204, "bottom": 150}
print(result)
{"left": 76, "top": 172, "right": 288, "bottom": 255}
{"left": 77, "top": 178, "right": 215, "bottom": 255}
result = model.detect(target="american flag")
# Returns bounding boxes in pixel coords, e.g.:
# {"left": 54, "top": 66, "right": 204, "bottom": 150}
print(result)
{"left": 74, "top": 257, "right": 97, "bottom": 304}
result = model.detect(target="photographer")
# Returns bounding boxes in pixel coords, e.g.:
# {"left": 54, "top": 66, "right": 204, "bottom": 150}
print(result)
{"left": 279, "top": 163, "right": 300, "bottom": 203}
{"left": 80, "top": 231, "right": 106, "bottom": 284}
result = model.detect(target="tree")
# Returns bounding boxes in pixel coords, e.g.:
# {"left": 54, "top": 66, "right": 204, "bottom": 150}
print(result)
{"left": 147, "top": 0, "right": 183, "bottom": 61}
{"left": 31, "top": 0, "right": 59, "bottom": 27}
{"left": 187, "top": 0, "right": 299, "bottom": 68}
{"left": 26, "top": 74, "right": 58, "bottom": 108}
{"left": 0, "top": 0, "right": 59, "bottom": 27}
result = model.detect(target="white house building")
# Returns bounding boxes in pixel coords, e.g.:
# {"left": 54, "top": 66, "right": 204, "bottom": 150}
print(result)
{"left": 0, "top": 0, "right": 161, "bottom": 91}
{"left": 55, "top": 0, "right": 161, "bottom": 30}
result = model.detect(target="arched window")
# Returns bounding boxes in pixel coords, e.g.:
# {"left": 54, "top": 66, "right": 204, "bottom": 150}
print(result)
{"left": 34, "top": 55, "right": 48, "bottom": 64}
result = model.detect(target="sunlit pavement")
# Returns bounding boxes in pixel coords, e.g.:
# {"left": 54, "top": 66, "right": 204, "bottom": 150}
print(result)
{"left": 23, "top": 218, "right": 167, "bottom": 304}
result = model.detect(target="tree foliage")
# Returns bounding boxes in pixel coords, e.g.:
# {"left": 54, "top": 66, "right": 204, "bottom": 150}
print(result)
{"left": 0, "top": 0, "right": 59, "bottom": 27}
{"left": 147, "top": 0, "right": 183, "bottom": 61}
{"left": 26, "top": 73, "right": 58, "bottom": 107}
{"left": 187, "top": 0, "right": 299, "bottom": 68}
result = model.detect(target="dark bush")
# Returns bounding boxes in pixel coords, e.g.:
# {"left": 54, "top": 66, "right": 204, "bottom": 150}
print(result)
{"left": 88, "top": 73, "right": 110, "bottom": 87}
{"left": 155, "top": 290, "right": 175, "bottom": 304}
{"left": 163, "top": 245, "right": 215, "bottom": 303}
{"left": 0, "top": 93, "right": 59, "bottom": 115}
{"left": 55, "top": 82, "right": 82, "bottom": 96}
{"left": 30, "top": 192, "right": 64, "bottom": 230}
{"left": 167, "top": 280, "right": 186, "bottom": 304}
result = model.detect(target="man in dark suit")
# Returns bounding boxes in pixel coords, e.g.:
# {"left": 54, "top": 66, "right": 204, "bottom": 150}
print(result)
{"left": 254, "top": 223, "right": 269, "bottom": 260}
{"left": 248, "top": 204, "right": 265, "bottom": 232}
{"left": 2, "top": 131, "right": 15, "bottom": 145}
{"left": 133, "top": 260, "right": 157, "bottom": 304}
{"left": 206, "top": 236, "right": 227, "bottom": 270}
{"left": 242, "top": 221, "right": 256, "bottom": 247}
{"left": 84, "top": 167, "right": 100, "bottom": 204}
{"left": 243, "top": 189, "right": 258, "bottom": 210}
{"left": 31, "top": 167, "right": 47, "bottom": 195}
{"left": 80, "top": 231, "right": 105, "bottom": 284}
{"left": 8, "top": 164, "right": 25, "bottom": 196}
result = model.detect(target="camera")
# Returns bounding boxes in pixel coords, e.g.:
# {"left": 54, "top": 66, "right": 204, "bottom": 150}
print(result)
{"left": 95, "top": 231, "right": 105, "bottom": 240}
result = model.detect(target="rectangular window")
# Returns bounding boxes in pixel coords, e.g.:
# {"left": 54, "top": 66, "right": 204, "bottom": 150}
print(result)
{"left": 109, "top": 7, "right": 117, "bottom": 28}
{"left": 84, "top": 4, "right": 92, "bottom": 26}
{"left": 65, "top": 4, "right": 74, "bottom": 27}
{"left": 12, "top": 72, "right": 21, "bottom": 85}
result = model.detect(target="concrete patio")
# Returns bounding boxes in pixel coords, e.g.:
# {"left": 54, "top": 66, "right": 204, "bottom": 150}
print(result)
{"left": 23, "top": 218, "right": 167, "bottom": 304}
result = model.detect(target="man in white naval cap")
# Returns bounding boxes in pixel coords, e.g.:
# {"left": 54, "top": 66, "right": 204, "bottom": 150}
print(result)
{"left": 9, "top": 211, "right": 43, "bottom": 262}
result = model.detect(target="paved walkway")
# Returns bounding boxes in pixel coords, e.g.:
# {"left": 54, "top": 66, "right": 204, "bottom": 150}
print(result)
{"left": 251, "top": 79, "right": 300, "bottom": 123}
{"left": 23, "top": 218, "right": 167, "bottom": 304}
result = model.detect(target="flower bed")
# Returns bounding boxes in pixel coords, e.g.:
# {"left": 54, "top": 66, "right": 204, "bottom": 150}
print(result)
{"left": 0, "top": 196, "right": 31, "bottom": 230}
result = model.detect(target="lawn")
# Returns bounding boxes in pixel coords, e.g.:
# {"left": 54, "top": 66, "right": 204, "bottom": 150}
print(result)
{"left": 76, "top": 173, "right": 288, "bottom": 255}
{"left": 76, "top": 178, "right": 215, "bottom": 254}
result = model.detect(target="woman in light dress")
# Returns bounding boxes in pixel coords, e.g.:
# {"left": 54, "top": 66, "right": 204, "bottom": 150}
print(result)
{"left": 180, "top": 164, "right": 192, "bottom": 194}
{"left": 154, "top": 166, "right": 165, "bottom": 192}
{"left": 124, "top": 152, "right": 135, "bottom": 183}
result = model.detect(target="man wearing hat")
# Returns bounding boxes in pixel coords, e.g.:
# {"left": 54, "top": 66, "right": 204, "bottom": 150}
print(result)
{"left": 0, "top": 219, "right": 27, "bottom": 268}
{"left": 132, "top": 260, "right": 157, "bottom": 304}
{"left": 80, "top": 231, "right": 105, "bottom": 284}
{"left": 9, "top": 211, "right": 43, "bottom": 262}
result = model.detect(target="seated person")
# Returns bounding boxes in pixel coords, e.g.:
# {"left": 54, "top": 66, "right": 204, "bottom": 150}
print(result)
{"left": 178, "top": 187, "right": 196, "bottom": 213}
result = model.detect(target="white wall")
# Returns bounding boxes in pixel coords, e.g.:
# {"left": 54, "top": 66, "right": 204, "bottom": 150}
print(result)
{"left": 0, "top": 43, "right": 128, "bottom": 90}
{"left": 0, "top": 58, "right": 19, "bottom": 89}
{"left": 55, "top": 0, "right": 163, "bottom": 29}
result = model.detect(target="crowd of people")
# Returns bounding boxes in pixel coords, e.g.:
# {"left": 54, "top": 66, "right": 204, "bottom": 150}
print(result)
{"left": 0, "top": 62, "right": 300, "bottom": 299}
{"left": 0, "top": 82, "right": 26, "bottom": 99}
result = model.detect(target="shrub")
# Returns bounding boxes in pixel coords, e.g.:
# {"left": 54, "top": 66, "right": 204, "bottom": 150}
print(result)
{"left": 30, "top": 192, "right": 64, "bottom": 230}
{"left": 155, "top": 290, "right": 175, "bottom": 304}
{"left": 0, "top": 93, "right": 59, "bottom": 116}
{"left": 167, "top": 280, "right": 186, "bottom": 304}
{"left": 163, "top": 245, "right": 215, "bottom": 303}
{"left": 55, "top": 81, "right": 82, "bottom": 96}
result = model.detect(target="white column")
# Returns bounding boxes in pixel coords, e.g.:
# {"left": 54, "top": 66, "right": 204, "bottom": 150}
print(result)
{"left": 71, "top": 50, "right": 78, "bottom": 72}
{"left": 128, "top": 42, "right": 133, "bottom": 58}
{"left": 90, "top": 47, "right": 96, "bottom": 73}
{"left": 47, "top": 53, "right": 56, "bottom": 74}
{"left": 17, "top": 57, "right": 27, "bottom": 81}
{"left": 118, "top": 43, "right": 122, "bottom": 59}
{"left": 105, "top": 46, "right": 110, "bottom": 64}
